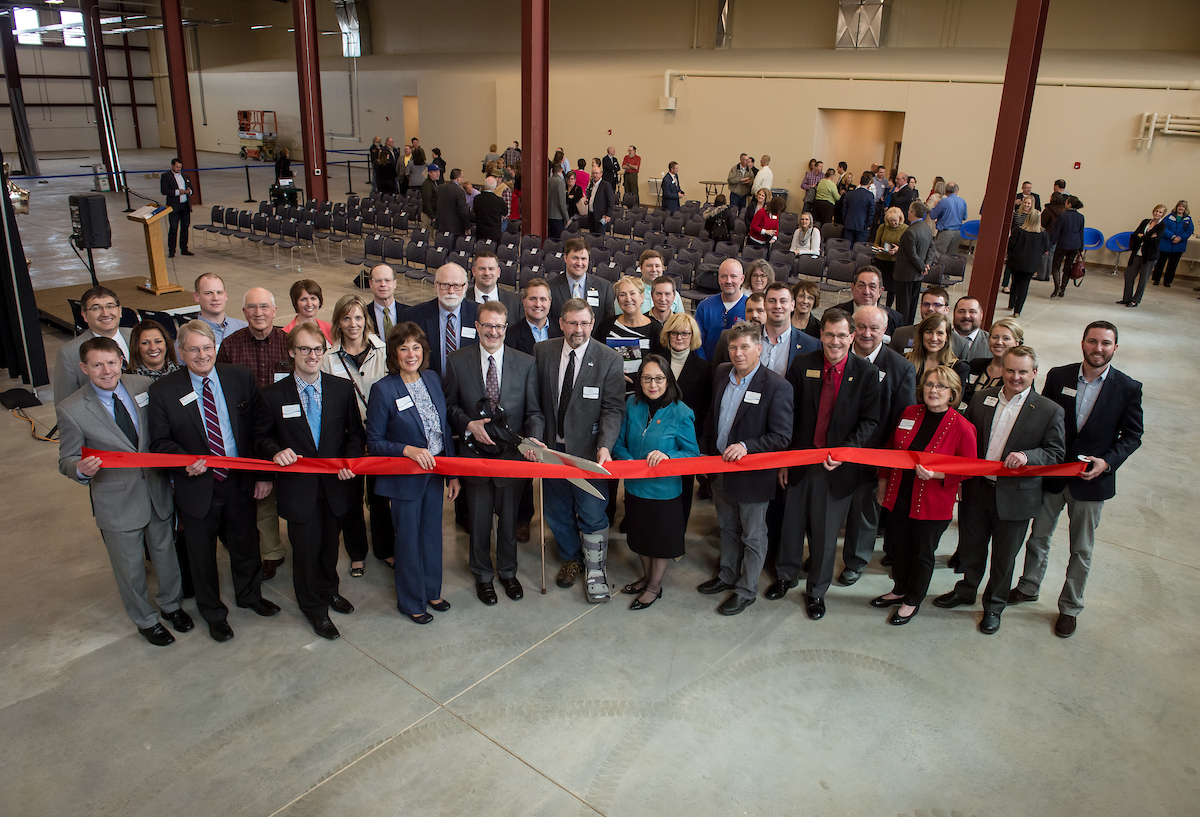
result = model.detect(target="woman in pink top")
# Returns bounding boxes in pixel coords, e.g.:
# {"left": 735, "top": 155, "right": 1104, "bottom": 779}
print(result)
{"left": 282, "top": 278, "right": 334, "bottom": 342}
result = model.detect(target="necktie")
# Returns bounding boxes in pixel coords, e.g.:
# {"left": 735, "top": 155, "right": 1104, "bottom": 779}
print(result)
{"left": 446, "top": 312, "right": 457, "bottom": 361}
{"left": 482, "top": 294, "right": 489, "bottom": 302}
{"left": 382, "top": 305, "right": 393, "bottom": 337}
{"left": 813, "top": 366, "right": 837, "bottom": 448}
{"left": 557, "top": 350, "right": 575, "bottom": 432}
{"left": 485, "top": 355, "right": 500, "bottom": 406}
{"left": 303, "top": 383, "right": 321, "bottom": 447}
{"left": 572, "top": 281, "right": 583, "bottom": 300}
{"left": 201, "top": 378, "right": 228, "bottom": 481}
{"left": 112, "top": 394, "right": 138, "bottom": 448}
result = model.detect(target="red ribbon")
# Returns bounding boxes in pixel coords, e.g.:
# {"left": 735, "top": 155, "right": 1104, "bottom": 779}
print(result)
{"left": 82, "top": 448, "right": 1086, "bottom": 480}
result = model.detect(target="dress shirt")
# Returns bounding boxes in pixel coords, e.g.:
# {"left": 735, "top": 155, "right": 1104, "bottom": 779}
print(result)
{"left": 566, "top": 273, "right": 588, "bottom": 301}
{"left": 760, "top": 328, "right": 790, "bottom": 376}
{"left": 716, "top": 363, "right": 759, "bottom": 451}
{"left": 438, "top": 304, "right": 462, "bottom": 361}
{"left": 296, "top": 373, "right": 323, "bottom": 443}
{"left": 373, "top": 300, "right": 398, "bottom": 335}
{"left": 822, "top": 355, "right": 848, "bottom": 404}
{"left": 957, "top": 328, "right": 981, "bottom": 347}
{"left": 198, "top": 315, "right": 248, "bottom": 349}
{"left": 557, "top": 339, "right": 588, "bottom": 397}
{"left": 473, "top": 286, "right": 500, "bottom": 304}
{"left": 188, "top": 368, "right": 238, "bottom": 456}
{"left": 931, "top": 194, "right": 968, "bottom": 231}
{"left": 90, "top": 380, "right": 140, "bottom": 433}
{"left": 173, "top": 171, "right": 187, "bottom": 202}
{"left": 984, "top": 386, "right": 1031, "bottom": 473}
{"left": 479, "top": 345, "right": 505, "bottom": 387}
{"left": 856, "top": 343, "right": 883, "bottom": 365}
{"left": 1075, "top": 365, "right": 1109, "bottom": 429}
{"left": 527, "top": 320, "right": 550, "bottom": 344}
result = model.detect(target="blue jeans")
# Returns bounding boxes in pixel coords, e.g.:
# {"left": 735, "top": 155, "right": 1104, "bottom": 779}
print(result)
{"left": 844, "top": 228, "right": 869, "bottom": 245}
{"left": 730, "top": 192, "right": 746, "bottom": 210}
{"left": 543, "top": 478, "right": 610, "bottom": 562}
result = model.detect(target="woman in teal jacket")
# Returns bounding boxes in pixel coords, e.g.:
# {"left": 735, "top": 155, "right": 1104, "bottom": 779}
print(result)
{"left": 613, "top": 354, "right": 701, "bottom": 610}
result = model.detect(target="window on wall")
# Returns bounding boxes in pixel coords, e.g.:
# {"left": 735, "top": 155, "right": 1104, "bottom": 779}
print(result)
{"left": 61, "top": 11, "right": 85, "bottom": 46}
{"left": 13, "top": 8, "right": 41, "bottom": 45}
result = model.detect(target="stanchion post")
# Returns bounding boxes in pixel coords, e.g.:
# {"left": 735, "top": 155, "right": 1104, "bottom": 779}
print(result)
{"left": 244, "top": 165, "right": 255, "bottom": 203}
{"left": 121, "top": 170, "right": 134, "bottom": 212}
{"left": 346, "top": 161, "right": 355, "bottom": 196}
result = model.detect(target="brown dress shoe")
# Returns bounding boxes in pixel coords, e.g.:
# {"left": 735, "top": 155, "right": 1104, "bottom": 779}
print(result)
{"left": 1054, "top": 613, "right": 1077, "bottom": 638}
{"left": 516, "top": 521, "right": 531, "bottom": 543}
{"left": 262, "top": 558, "right": 284, "bottom": 580}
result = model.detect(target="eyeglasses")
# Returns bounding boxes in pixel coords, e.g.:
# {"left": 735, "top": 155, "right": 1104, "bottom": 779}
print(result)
{"left": 86, "top": 303, "right": 120, "bottom": 313}
{"left": 562, "top": 320, "right": 593, "bottom": 330}
{"left": 245, "top": 304, "right": 274, "bottom": 312}
{"left": 478, "top": 322, "right": 507, "bottom": 332}
{"left": 668, "top": 331, "right": 692, "bottom": 338}
{"left": 295, "top": 346, "right": 326, "bottom": 356}
{"left": 183, "top": 345, "right": 216, "bottom": 355}
{"left": 435, "top": 282, "right": 468, "bottom": 291}
{"left": 923, "top": 382, "right": 950, "bottom": 391}
{"left": 822, "top": 332, "right": 853, "bottom": 341}
{"left": 640, "top": 376, "right": 667, "bottom": 385}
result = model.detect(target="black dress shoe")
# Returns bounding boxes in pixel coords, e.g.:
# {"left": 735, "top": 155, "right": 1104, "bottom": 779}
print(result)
{"left": 803, "top": 593, "right": 826, "bottom": 620}
{"left": 209, "top": 620, "right": 235, "bottom": 642}
{"left": 408, "top": 612, "right": 434, "bottom": 624}
{"left": 500, "top": 576, "right": 523, "bottom": 600}
{"left": 163, "top": 608, "right": 194, "bottom": 633}
{"left": 837, "top": 568, "right": 862, "bottom": 586}
{"left": 933, "top": 591, "right": 974, "bottom": 609}
{"left": 888, "top": 604, "right": 920, "bottom": 625}
{"left": 428, "top": 598, "right": 451, "bottom": 612}
{"left": 629, "top": 589, "right": 662, "bottom": 611}
{"left": 870, "top": 594, "right": 904, "bottom": 608}
{"left": 1008, "top": 588, "right": 1039, "bottom": 605}
{"left": 880, "top": 553, "right": 893, "bottom": 567}
{"left": 979, "top": 612, "right": 1002, "bottom": 634}
{"left": 167, "top": 252, "right": 175, "bottom": 258}
{"left": 717, "top": 594, "right": 755, "bottom": 616}
{"left": 241, "top": 598, "right": 281, "bottom": 617}
{"left": 764, "top": 579, "right": 795, "bottom": 600}
{"left": 262, "top": 558, "right": 284, "bottom": 580}
{"left": 329, "top": 594, "right": 355, "bottom": 615}
{"left": 476, "top": 582, "right": 498, "bottom": 605}
{"left": 1054, "top": 613, "right": 1077, "bottom": 638}
{"left": 516, "top": 521, "right": 531, "bottom": 543}
{"left": 310, "top": 616, "right": 340, "bottom": 640}
{"left": 697, "top": 577, "right": 735, "bottom": 595}
{"left": 181, "top": 249, "right": 194, "bottom": 256}
{"left": 138, "top": 623, "right": 175, "bottom": 646}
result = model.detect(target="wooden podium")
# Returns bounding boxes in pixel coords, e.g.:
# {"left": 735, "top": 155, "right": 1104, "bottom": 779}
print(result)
{"left": 128, "top": 204, "right": 184, "bottom": 295}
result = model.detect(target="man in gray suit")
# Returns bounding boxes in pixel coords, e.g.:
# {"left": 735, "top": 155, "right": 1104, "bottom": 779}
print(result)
{"left": 53, "top": 285, "right": 133, "bottom": 404}
{"left": 56, "top": 337, "right": 192, "bottom": 646}
{"left": 548, "top": 237, "right": 616, "bottom": 329}
{"left": 444, "top": 300, "right": 545, "bottom": 606}
{"left": 533, "top": 298, "right": 625, "bottom": 602}
{"left": 434, "top": 168, "right": 473, "bottom": 239}
{"left": 547, "top": 164, "right": 569, "bottom": 240}
{"left": 892, "top": 201, "right": 938, "bottom": 326}
{"left": 934, "top": 345, "right": 1066, "bottom": 634}
{"left": 950, "top": 296, "right": 991, "bottom": 362}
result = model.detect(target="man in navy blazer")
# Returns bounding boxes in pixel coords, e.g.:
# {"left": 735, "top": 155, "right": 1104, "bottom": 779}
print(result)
{"left": 401, "top": 262, "right": 478, "bottom": 377}
{"left": 257, "top": 325, "right": 366, "bottom": 640}
{"left": 840, "top": 305, "right": 916, "bottom": 584}
{"left": 697, "top": 321, "right": 793, "bottom": 616}
{"left": 506, "top": 279, "right": 563, "bottom": 355}
{"left": 586, "top": 168, "right": 616, "bottom": 234}
{"left": 773, "top": 308, "right": 881, "bottom": 621}
{"left": 159, "top": 157, "right": 194, "bottom": 257}
{"left": 1012, "top": 321, "right": 1143, "bottom": 638}
{"left": 547, "top": 237, "right": 616, "bottom": 329}
{"left": 842, "top": 173, "right": 877, "bottom": 245}
{"left": 661, "top": 161, "right": 683, "bottom": 214}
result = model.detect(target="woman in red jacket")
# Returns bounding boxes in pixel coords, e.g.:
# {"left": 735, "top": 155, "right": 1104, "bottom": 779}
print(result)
{"left": 873, "top": 365, "right": 977, "bottom": 625}
{"left": 747, "top": 196, "right": 785, "bottom": 247}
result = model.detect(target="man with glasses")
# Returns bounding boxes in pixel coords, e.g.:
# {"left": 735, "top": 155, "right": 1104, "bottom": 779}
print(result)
{"left": 772, "top": 308, "right": 881, "bottom": 621}
{"left": 217, "top": 287, "right": 291, "bottom": 579}
{"left": 401, "top": 262, "right": 479, "bottom": 377}
{"left": 444, "top": 301, "right": 544, "bottom": 605}
{"left": 831, "top": 267, "right": 903, "bottom": 337}
{"left": 149, "top": 321, "right": 279, "bottom": 643}
{"left": 888, "top": 286, "right": 967, "bottom": 358}
{"left": 53, "top": 285, "right": 132, "bottom": 404}
{"left": 534, "top": 299, "right": 625, "bottom": 602}
{"left": 367, "top": 264, "right": 402, "bottom": 340}
{"left": 257, "top": 325, "right": 365, "bottom": 641}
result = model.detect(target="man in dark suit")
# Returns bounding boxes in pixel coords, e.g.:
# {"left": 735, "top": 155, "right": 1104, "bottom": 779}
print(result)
{"left": 434, "top": 169, "right": 473, "bottom": 240}
{"left": 57, "top": 337, "right": 191, "bottom": 647}
{"left": 400, "top": 262, "right": 479, "bottom": 377}
{"left": 472, "top": 177, "right": 508, "bottom": 245}
{"left": 832, "top": 267, "right": 904, "bottom": 337}
{"left": 548, "top": 237, "right": 616, "bottom": 328}
{"left": 1012, "top": 321, "right": 1143, "bottom": 638}
{"left": 772, "top": 308, "right": 881, "bottom": 620}
{"left": 660, "top": 161, "right": 683, "bottom": 214}
{"left": 696, "top": 321, "right": 793, "bottom": 616}
{"left": 467, "top": 252, "right": 520, "bottom": 315}
{"left": 507, "top": 279, "right": 562, "bottom": 356}
{"left": 257, "top": 325, "right": 366, "bottom": 640}
{"left": 148, "top": 321, "right": 280, "bottom": 643}
{"left": 934, "top": 345, "right": 1066, "bottom": 635}
{"left": 892, "top": 201, "right": 938, "bottom": 325}
{"left": 586, "top": 167, "right": 616, "bottom": 234}
{"left": 533, "top": 298, "right": 625, "bottom": 603}
{"left": 842, "top": 173, "right": 877, "bottom": 245}
{"left": 444, "top": 301, "right": 545, "bottom": 605}
{"left": 601, "top": 146, "right": 620, "bottom": 189}
{"left": 367, "top": 264, "right": 402, "bottom": 340}
{"left": 53, "top": 285, "right": 133, "bottom": 404}
{"left": 840, "top": 305, "right": 916, "bottom": 584}
{"left": 159, "top": 157, "right": 194, "bottom": 258}
{"left": 950, "top": 296, "right": 991, "bottom": 362}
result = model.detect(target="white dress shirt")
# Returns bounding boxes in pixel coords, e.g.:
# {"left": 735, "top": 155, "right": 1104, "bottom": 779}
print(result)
{"left": 985, "top": 386, "right": 1031, "bottom": 477}
{"left": 557, "top": 338, "right": 588, "bottom": 397}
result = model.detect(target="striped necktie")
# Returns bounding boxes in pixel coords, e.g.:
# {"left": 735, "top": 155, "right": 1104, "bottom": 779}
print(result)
{"left": 201, "top": 378, "right": 228, "bottom": 481}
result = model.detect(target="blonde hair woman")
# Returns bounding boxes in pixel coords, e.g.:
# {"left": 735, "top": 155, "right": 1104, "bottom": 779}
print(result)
{"left": 596, "top": 276, "right": 665, "bottom": 395}
{"left": 659, "top": 312, "right": 710, "bottom": 523}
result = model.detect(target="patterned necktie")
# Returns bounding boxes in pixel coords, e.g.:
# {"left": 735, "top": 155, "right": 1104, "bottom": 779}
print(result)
{"left": 201, "top": 378, "right": 228, "bottom": 481}
{"left": 557, "top": 350, "right": 576, "bottom": 431}
{"left": 382, "top": 304, "right": 393, "bottom": 337}
{"left": 813, "top": 366, "right": 837, "bottom": 449}
{"left": 485, "top": 355, "right": 500, "bottom": 406}
{"left": 112, "top": 395, "right": 138, "bottom": 448}
{"left": 482, "top": 294, "right": 490, "bottom": 302}
{"left": 445, "top": 312, "right": 457, "bottom": 360}
{"left": 303, "top": 383, "right": 321, "bottom": 447}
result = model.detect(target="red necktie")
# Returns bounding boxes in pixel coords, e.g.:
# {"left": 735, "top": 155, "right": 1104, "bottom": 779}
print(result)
{"left": 201, "top": 378, "right": 228, "bottom": 481}
{"left": 813, "top": 367, "right": 836, "bottom": 448}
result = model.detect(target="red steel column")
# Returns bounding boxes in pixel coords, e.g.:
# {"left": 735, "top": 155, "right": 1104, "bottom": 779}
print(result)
{"left": 80, "top": 0, "right": 122, "bottom": 191}
{"left": 293, "top": 0, "right": 328, "bottom": 202}
{"left": 521, "top": 0, "right": 549, "bottom": 237}
{"left": 967, "top": 0, "right": 1050, "bottom": 327}
{"left": 160, "top": 0, "right": 201, "bottom": 204}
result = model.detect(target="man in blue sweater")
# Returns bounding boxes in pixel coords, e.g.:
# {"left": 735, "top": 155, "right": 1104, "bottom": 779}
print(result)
{"left": 695, "top": 259, "right": 747, "bottom": 361}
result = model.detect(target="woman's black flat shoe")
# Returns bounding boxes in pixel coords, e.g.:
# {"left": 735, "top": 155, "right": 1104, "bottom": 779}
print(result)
{"left": 870, "top": 594, "right": 904, "bottom": 608}
{"left": 629, "top": 589, "right": 663, "bottom": 611}
{"left": 350, "top": 565, "right": 365, "bottom": 578}
{"left": 621, "top": 581, "right": 648, "bottom": 595}
{"left": 409, "top": 613, "right": 433, "bottom": 624}
{"left": 428, "top": 599, "right": 451, "bottom": 612}
{"left": 889, "top": 604, "right": 920, "bottom": 625}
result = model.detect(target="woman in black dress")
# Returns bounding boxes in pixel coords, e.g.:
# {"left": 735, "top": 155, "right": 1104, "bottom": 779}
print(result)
{"left": 1117, "top": 204, "right": 1167, "bottom": 307}
{"left": 660, "top": 312, "right": 711, "bottom": 518}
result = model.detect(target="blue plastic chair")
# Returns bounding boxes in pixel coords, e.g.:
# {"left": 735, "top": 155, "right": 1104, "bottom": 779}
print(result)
{"left": 1082, "top": 227, "right": 1105, "bottom": 252}
{"left": 960, "top": 220, "right": 981, "bottom": 254}
{"left": 1105, "top": 231, "right": 1133, "bottom": 275}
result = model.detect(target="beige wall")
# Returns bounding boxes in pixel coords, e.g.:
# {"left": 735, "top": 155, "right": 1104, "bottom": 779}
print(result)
{"left": 814, "top": 109, "right": 907, "bottom": 178}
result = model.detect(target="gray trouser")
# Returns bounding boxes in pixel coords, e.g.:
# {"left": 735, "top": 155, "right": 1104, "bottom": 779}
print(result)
{"left": 779, "top": 466, "right": 853, "bottom": 598}
{"left": 713, "top": 475, "right": 769, "bottom": 600}
{"left": 934, "top": 229, "right": 961, "bottom": 257}
{"left": 1017, "top": 487, "right": 1103, "bottom": 616}
{"left": 100, "top": 514, "right": 182, "bottom": 630}
{"left": 842, "top": 479, "right": 881, "bottom": 572}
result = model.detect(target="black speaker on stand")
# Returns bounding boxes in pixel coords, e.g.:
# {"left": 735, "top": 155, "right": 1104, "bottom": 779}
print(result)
{"left": 69, "top": 193, "right": 111, "bottom": 287}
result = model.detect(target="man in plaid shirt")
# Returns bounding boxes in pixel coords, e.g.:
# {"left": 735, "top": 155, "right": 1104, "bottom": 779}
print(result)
{"left": 216, "top": 287, "right": 291, "bottom": 579}
{"left": 502, "top": 141, "right": 522, "bottom": 171}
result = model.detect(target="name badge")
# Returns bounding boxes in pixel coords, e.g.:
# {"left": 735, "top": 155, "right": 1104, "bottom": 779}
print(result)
{"left": 984, "top": 396, "right": 999, "bottom": 407}
{"left": 639, "top": 338, "right": 650, "bottom": 350}
{"left": 582, "top": 386, "right": 599, "bottom": 399}
{"left": 274, "top": 372, "right": 289, "bottom": 382}
{"left": 282, "top": 404, "right": 302, "bottom": 419}
{"left": 806, "top": 369, "right": 821, "bottom": 378}
{"left": 898, "top": 418, "right": 915, "bottom": 430}
{"left": 462, "top": 326, "right": 477, "bottom": 339}
{"left": 905, "top": 340, "right": 914, "bottom": 349}
{"left": 878, "top": 371, "right": 886, "bottom": 382}
{"left": 1061, "top": 387, "right": 1077, "bottom": 397}
{"left": 134, "top": 392, "right": 149, "bottom": 407}
{"left": 396, "top": 396, "right": 414, "bottom": 411}
{"left": 744, "top": 391, "right": 761, "bottom": 405}
{"left": 587, "top": 295, "right": 600, "bottom": 307}
{"left": 180, "top": 391, "right": 198, "bottom": 406}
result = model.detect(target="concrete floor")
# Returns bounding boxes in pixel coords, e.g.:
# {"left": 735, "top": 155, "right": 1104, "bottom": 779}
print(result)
{"left": 2, "top": 149, "right": 1198, "bottom": 817}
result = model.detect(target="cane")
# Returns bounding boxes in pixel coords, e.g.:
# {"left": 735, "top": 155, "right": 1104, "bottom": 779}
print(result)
{"left": 538, "top": 477, "right": 546, "bottom": 594}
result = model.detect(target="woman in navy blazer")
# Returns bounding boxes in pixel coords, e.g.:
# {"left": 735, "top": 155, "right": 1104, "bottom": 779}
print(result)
{"left": 365, "top": 322, "right": 460, "bottom": 624}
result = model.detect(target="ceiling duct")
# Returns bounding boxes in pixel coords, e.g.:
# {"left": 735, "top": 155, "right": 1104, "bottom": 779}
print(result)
{"left": 332, "top": 0, "right": 369, "bottom": 58}
{"left": 714, "top": 0, "right": 731, "bottom": 49}
{"left": 836, "top": 1, "right": 885, "bottom": 49}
